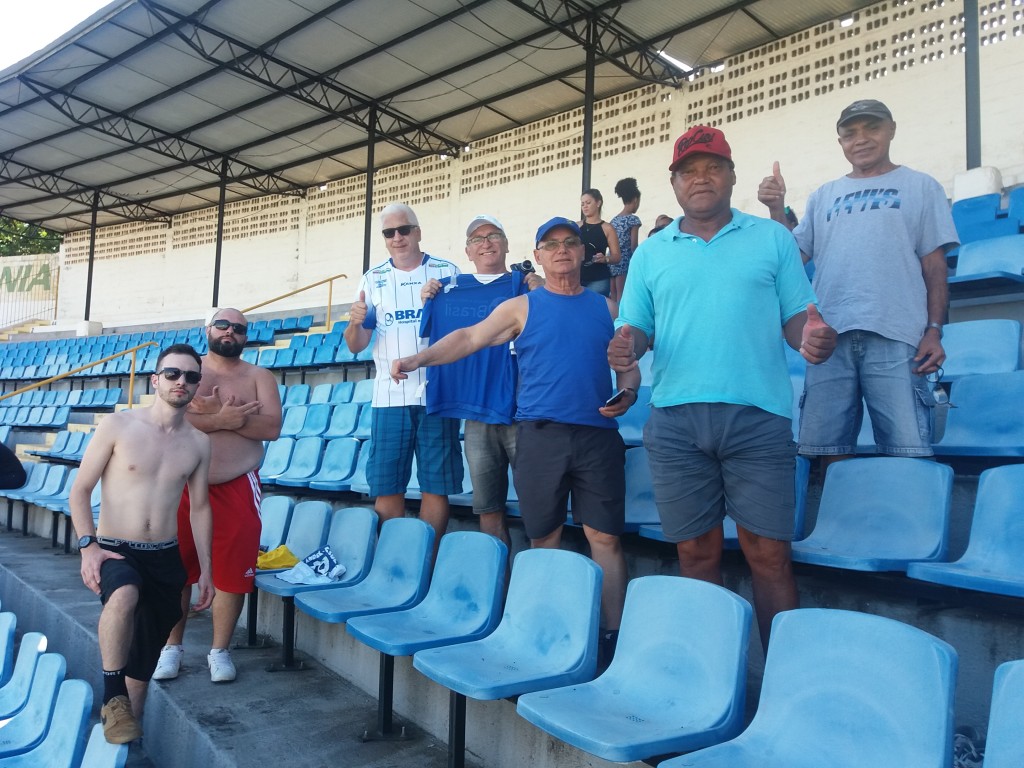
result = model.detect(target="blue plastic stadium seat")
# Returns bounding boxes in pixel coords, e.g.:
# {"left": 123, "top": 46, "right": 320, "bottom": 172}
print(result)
{"left": 288, "top": 335, "right": 307, "bottom": 349}
{"left": 0, "top": 653, "right": 66, "bottom": 757}
{"left": 933, "top": 372, "right": 1024, "bottom": 456}
{"left": 940, "top": 319, "right": 1021, "bottom": 380}
{"left": 296, "top": 404, "right": 332, "bottom": 438}
{"left": 294, "top": 516, "right": 432, "bottom": 624}
{"left": 658, "top": 608, "right": 957, "bottom": 768}
{"left": 241, "top": 348, "right": 259, "bottom": 365}
{"left": 290, "top": 347, "right": 315, "bottom": 368}
{"left": 948, "top": 233, "right": 1024, "bottom": 296}
{"left": 351, "top": 378, "right": 374, "bottom": 404}
{"left": 622, "top": 446, "right": 660, "bottom": 530}
{"left": 791, "top": 457, "right": 952, "bottom": 571}
{"left": 272, "top": 437, "right": 326, "bottom": 487}
{"left": 616, "top": 385, "right": 651, "bottom": 446}
{"left": 353, "top": 403, "right": 372, "bottom": 440}
{"left": 283, "top": 384, "right": 311, "bottom": 407}
{"left": 256, "top": 505, "right": 377, "bottom": 669}
{"left": 312, "top": 345, "right": 336, "bottom": 366}
{"left": 320, "top": 403, "right": 359, "bottom": 439}
{"left": 0, "top": 678, "right": 92, "bottom": 767}
{"left": 518, "top": 576, "right": 751, "bottom": 763}
{"left": 309, "top": 383, "right": 333, "bottom": 404}
{"left": 258, "top": 495, "right": 294, "bottom": 551}
{"left": 305, "top": 438, "right": 360, "bottom": 491}
{"left": 259, "top": 438, "right": 295, "bottom": 482}
{"left": 412, "top": 548, "right": 601, "bottom": 768}
{"left": 951, "top": 193, "right": 1020, "bottom": 244}
{"left": 0, "top": 613, "right": 13, "bottom": 686}
{"left": 27, "top": 431, "right": 71, "bottom": 459}
{"left": 347, "top": 531, "right": 507, "bottom": 737}
{"left": 257, "top": 349, "right": 279, "bottom": 368}
{"left": 275, "top": 349, "right": 296, "bottom": 368}
{"left": 333, "top": 346, "right": 356, "bottom": 364}
{"left": 80, "top": 722, "right": 130, "bottom": 767}
{"left": 981, "top": 659, "right": 1024, "bottom": 768}
{"left": 906, "top": 464, "right": 1024, "bottom": 597}
{"left": 278, "top": 405, "right": 309, "bottom": 439}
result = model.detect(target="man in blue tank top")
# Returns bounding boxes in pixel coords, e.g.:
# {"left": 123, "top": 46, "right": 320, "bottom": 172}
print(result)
{"left": 610, "top": 125, "right": 838, "bottom": 650}
{"left": 419, "top": 215, "right": 542, "bottom": 550}
{"left": 392, "top": 216, "right": 641, "bottom": 664}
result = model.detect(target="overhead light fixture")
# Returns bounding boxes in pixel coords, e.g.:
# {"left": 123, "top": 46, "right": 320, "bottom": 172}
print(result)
{"left": 840, "top": 16, "right": 854, "bottom": 28}
{"left": 318, "top": 183, "right": 328, "bottom": 191}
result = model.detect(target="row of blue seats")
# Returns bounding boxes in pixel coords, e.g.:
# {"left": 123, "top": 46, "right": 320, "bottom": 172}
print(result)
{"left": 0, "top": 406, "right": 70, "bottom": 430}
{"left": 244, "top": 340, "right": 375, "bottom": 371}
{"left": 948, "top": 233, "right": 1024, "bottom": 298}
{"left": 0, "top": 388, "right": 121, "bottom": 409}
{"left": 278, "top": 403, "right": 372, "bottom": 440}
{"left": 26, "top": 431, "right": 94, "bottom": 464}
{"left": 0, "top": 462, "right": 101, "bottom": 549}
{"left": 952, "top": 189, "right": 1024, "bottom": 244}
{"left": 247, "top": 503, "right": 1024, "bottom": 766}
{"left": 0, "top": 608, "right": 127, "bottom": 766}
{"left": 278, "top": 380, "right": 370, "bottom": 407}
{"left": 643, "top": 457, "right": 1024, "bottom": 599}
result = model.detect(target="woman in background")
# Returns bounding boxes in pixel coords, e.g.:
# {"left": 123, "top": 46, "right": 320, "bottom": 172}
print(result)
{"left": 609, "top": 178, "right": 642, "bottom": 302}
{"left": 578, "top": 188, "right": 621, "bottom": 297}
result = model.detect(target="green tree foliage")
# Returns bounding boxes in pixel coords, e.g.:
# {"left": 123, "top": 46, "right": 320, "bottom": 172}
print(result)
{"left": 0, "top": 216, "right": 61, "bottom": 256}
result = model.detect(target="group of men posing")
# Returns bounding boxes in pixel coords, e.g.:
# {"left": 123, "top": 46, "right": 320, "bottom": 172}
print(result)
{"left": 73, "top": 97, "right": 957, "bottom": 745}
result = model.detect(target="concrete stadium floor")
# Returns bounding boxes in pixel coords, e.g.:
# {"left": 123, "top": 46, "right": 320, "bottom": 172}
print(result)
{"left": 0, "top": 527, "right": 464, "bottom": 768}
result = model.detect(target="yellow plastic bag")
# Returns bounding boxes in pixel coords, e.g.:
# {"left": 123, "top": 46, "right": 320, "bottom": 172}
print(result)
{"left": 257, "top": 544, "right": 299, "bottom": 570}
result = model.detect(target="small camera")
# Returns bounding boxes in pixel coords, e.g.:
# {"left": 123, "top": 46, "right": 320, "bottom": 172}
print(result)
{"left": 511, "top": 260, "right": 535, "bottom": 274}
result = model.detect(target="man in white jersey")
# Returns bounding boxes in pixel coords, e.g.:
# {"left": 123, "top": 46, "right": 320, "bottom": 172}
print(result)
{"left": 344, "top": 202, "right": 463, "bottom": 551}
{"left": 758, "top": 99, "right": 958, "bottom": 467}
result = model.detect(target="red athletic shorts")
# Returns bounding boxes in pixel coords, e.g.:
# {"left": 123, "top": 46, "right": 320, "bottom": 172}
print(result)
{"left": 177, "top": 471, "right": 262, "bottom": 594}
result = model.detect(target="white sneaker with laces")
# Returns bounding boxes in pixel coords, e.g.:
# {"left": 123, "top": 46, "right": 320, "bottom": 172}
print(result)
{"left": 208, "top": 649, "right": 236, "bottom": 683}
{"left": 151, "top": 645, "right": 184, "bottom": 680}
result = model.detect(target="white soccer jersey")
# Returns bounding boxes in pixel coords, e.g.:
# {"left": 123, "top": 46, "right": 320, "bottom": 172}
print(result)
{"left": 355, "top": 253, "right": 460, "bottom": 407}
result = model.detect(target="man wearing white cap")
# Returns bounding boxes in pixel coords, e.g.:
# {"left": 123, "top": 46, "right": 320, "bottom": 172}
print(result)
{"left": 418, "top": 215, "right": 541, "bottom": 549}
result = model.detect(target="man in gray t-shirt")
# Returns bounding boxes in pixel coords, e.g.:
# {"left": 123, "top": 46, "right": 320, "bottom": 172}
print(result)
{"left": 758, "top": 99, "right": 958, "bottom": 466}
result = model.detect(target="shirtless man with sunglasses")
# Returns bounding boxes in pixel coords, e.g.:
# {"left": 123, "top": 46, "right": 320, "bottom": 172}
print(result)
{"left": 154, "top": 307, "right": 282, "bottom": 684}
{"left": 71, "top": 343, "right": 214, "bottom": 743}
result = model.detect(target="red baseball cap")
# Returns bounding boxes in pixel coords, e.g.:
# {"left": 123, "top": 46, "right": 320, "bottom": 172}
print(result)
{"left": 668, "top": 125, "right": 732, "bottom": 172}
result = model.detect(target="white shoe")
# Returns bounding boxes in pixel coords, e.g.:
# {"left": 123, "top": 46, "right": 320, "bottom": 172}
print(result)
{"left": 151, "top": 645, "right": 183, "bottom": 680}
{"left": 208, "top": 649, "right": 236, "bottom": 683}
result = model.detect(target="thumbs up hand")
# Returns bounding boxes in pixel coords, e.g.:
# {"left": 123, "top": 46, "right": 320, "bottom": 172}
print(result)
{"left": 799, "top": 304, "right": 837, "bottom": 364}
{"left": 350, "top": 289, "right": 368, "bottom": 326}
{"left": 757, "top": 161, "right": 788, "bottom": 218}
{"left": 607, "top": 324, "right": 638, "bottom": 372}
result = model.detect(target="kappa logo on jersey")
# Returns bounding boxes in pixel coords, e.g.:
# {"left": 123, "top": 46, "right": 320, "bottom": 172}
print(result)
{"left": 400, "top": 280, "right": 422, "bottom": 287}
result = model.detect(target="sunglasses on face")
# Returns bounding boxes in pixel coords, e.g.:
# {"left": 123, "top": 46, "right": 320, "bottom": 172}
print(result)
{"left": 210, "top": 319, "right": 247, "bottom": 335}
{"left": 156, "top": 367, "right": 202, "bottom": 385}
{"left": 382, "top": 224, "right": 418, "bottom": 239}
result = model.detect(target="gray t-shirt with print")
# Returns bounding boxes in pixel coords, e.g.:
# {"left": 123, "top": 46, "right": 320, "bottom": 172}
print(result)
{"left": 793, "top": 165, "right": 958, "bottom": 347}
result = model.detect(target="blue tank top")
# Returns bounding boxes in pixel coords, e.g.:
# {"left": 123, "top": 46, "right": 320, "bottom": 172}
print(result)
{"left": 514, "top": 287, "right": 616, "bottom": 429}
{"left": 419, "top": 273, "right": 526, "bottom": 424}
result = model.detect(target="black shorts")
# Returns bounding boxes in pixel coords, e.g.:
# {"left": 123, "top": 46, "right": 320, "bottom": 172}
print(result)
{"left": 99, "top": 540, "right": 187, "bottom": 681}
{"left": 513, "top": 421, "right": 625, "bottom": 540}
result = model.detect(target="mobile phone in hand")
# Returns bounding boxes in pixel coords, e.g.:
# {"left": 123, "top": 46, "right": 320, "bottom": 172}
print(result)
{"left": 605, "top": 389, "right": 628, "bottom": 407}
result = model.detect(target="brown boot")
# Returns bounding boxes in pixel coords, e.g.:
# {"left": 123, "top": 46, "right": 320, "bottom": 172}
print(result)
{"left": 101, "top": 695, "right": 143, "bottom": 744}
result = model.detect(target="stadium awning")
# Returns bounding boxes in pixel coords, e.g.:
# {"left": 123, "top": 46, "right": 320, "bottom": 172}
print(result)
{"left": 0, "top": 0, "right": 887, "bottom": 234}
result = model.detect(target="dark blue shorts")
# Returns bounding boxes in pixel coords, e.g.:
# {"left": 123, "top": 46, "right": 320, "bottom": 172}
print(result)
{"left": 367, "top": 405, "right": 463, "bottom": 496}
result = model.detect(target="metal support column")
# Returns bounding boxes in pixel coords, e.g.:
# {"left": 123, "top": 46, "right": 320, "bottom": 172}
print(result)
{"left": 581, "top": 15, "right": 596, "bottom": 192}
{"left": 362, "top": 106, "right": 377, "bottom": 274}
{"left": 211, "top": 156, "right": 229, "bottom": 307}
{"left": 963, "top": 0, "right": 981, "bottom": 169}
{"left": 83, "top": 191, "right": 99, "bottom": 321}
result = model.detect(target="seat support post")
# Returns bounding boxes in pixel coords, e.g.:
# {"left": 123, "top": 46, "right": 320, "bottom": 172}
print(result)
{"left": 448, "top": 690, "right": 466, "bottom": 768}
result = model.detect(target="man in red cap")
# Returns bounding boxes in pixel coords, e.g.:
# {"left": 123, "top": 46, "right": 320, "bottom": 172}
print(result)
{"left": 608, "top": 125, "right": 837, "bottom": 649}
{"left": 757, "top": 100, "right": 958, "bottom": 468}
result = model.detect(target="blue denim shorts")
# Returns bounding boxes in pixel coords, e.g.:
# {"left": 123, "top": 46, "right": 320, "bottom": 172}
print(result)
{"left": 367, "top": 406, "right": 463, "bottom": 496}
{"left": 463, "top": 420, "right": 517, "bottom": 514}
{"left": 798, "top": 330, "right": 936, "bottom": 457}
{"left": 644, "top": 403, "right": 797, "bottom": 541}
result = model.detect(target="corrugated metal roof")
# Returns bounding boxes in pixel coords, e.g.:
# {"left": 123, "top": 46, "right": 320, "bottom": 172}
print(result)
{"left": 0, "top": 0, "right": 879, "bottom": 233}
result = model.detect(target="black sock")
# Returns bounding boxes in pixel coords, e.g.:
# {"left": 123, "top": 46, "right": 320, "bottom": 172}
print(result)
{"left": 102, "top": 668, "right": 128, "bottom": 705}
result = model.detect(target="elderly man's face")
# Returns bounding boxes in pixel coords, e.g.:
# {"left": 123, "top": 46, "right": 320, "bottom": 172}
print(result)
{"left": 465, "top": 223, "right": 508, "bottom": 274}
{"left": 534, "top": 225, "right": 584, "bottom": 278}
{"left": 381, "top": 209, "right": 422, "bottom": 263}
{"left": 838, "top": 116, "right": 896, "bottom": 176}
{"left": 670, "top": 153, "right": 735, "bottom": 219}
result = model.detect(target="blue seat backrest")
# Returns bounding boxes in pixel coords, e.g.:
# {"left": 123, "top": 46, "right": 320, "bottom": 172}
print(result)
{"left": 279, "top": 405, "right": 308, "bottom": 438}
{"left": 314, "top": 438, "right": 360, "bottom": 481}
{"left": 954, "top": 233, "right": 1024, "bottom": 277}
{"left": 324, "top": 403, "right": 360, "bottom": 438}
{"left": 80, "top": 723, "right": 129, "bottom": 768}
{"left": 260, "top": 438, "right": 295, "bottom": 477}
{"left": 0, "top": 652, "right": 67, "bottom": 756}
{"left": 282, "top": 500, "right": 332, "bottom": 559}
{"left": 281, "top": 437, "right": 325, "bottom": 477}
{"left": 983, "top": 659, "right": 1024, "bottom": 768}
{"left": 309, "top": 383, "right": 333, "bottom": 404}
{"left": 941, "top": 319, "right": 1021, "bottom": 379}
{"left": 935, "top": 371, "right": 1024, "bottom": 456}
{"left": 283, "top": 384, "right": 311, "bottom": 406}
{"left": 0, "top": 613, "right": 14, "bottom": 686}
{"left": 258, "top": 495, "right": 294, "bottom": 550}
{"left": 297, "top": 404, "right": 332, "bottom": 437}
{"left": 792, "top": 457, "right": 952, "bottom": 569}
{"left": 747, "top": 609, "right": 956, "bottom": 766}
{"left": 939, "top": 465, "right": 1024, "bottom": 573}
{"left": 0, "top": 678, "right": 92, "bottom": 768}
{"left": 351, "top": 378, "right": 374, "bottom": 404}
{"left": 331, "top": 382, "right": 355, "bottom": 403}
{"left": 324, "top": 506, "right": 378, "bottom": 585}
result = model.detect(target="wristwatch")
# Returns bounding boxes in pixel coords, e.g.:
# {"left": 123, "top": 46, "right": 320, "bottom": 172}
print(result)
{"left": 78, "top": 535, "right": 98, "bottom": 550}
{"left": 926, "top": 322, "right": 943, "bottom": 337}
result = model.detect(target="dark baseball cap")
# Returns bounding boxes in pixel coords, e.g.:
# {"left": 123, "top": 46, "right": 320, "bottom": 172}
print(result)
{"left": 837, "top": 99, "right": 893, "bottom": 129}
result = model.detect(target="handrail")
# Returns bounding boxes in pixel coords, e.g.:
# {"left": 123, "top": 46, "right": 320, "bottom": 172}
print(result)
{"left": 242, "top": 272, "right": 348, "bottom": 332}
{"left": 0, "top": 341, "right": 158, "bottom": 410}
